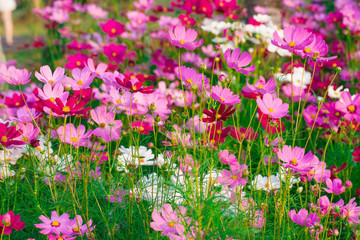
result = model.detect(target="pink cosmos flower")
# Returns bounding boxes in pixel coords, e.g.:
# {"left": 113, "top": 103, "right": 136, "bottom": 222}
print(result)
{"left": 65, "top": 53, "right": 88, "bottom": 69}
{"left": 167, "top": 25, "right": 203, "bottom": 51}
{"left": 288, "top": 209, "right": 319, "bottom": 227}
{"left": 144, "top": 92, "right": 171, "bottom": 118}
{"left": 216, "top": 163, "right": 248, "bottom": 188}
{"left": 242, "top": 76, "right": 276, "bottom": 99}
{"left": 323, "top": 178, "right": 346, "bottom": 195}
{"left": 47, "top": 234, "right": 76, "bottom": 240}
{"left": 211, "top": 85, "right": 241, "bottom": 106}
{"left": 256, "top": 93, "right": 289, "bottom": 119}
{"left": 35, "top": 83, "right": 69, "bottom": 103}
{"left": 218, "top": 150, "right": 237, "bottom": 165}
{"left": 35, "top": 65, "right": 66, "bottom": 85}
{"left": 4, "top": 68, "right": 31, "bottom": 85}
{"left": 15, "top": 122, "right": 39, "bottom": 144}
{"left": 150, "top": 204, "right": 187, "bottom": 236}
{"left": 223, "top": 48, "right": 255, "bottom": 75}
{"left": 68, "top": 215, "right": 95, "bottom": 236}
{"left": 335, "top": 91, "right": 360, "bottom": 122}
{"left": 340, "top": 198, "right": 360, "bottom": 224}
{"left": 34, "top": 211, "right": 73, "bottom": 235}
{"left": 91, "top": 106, "right": 122, "bottom": 142}
{"left": 272, "top": 26, "right": 314, "bottom": 51}
{"left": 86, "top": 58, "right": 107, "bottom": 76}
{"left": 56, "top": 123, "right": 92, "bottom": 148}
{"left": 66, "top": 67, "right": 95, "bottom": 90}
{"left": 86, "top": 4, "right": 108, "bottom": 19}
{"left": 101, "top": 19, "right": 125, "bottom": 37}
{"left": 175, "top": 66, "right": 209, "bottom": 90}
{"left": 0, "top": 210, "right": 25, "bottom": 235}
{"left": 277, "top": 145, "right": 315, "bottom": 172}
{"left": 317, "top": 195, "right": 331, "bottom": 216}
{"left": 296, "top": 35, "right": 334, "bottom": 61}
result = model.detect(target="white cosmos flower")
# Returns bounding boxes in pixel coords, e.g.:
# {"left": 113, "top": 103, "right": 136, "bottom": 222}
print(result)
{"left": 328, "top": 85, "right": 349, "bottom": 99}
{"left": 253, "top": 14, "right": 271, "bottom": 23}
{"left": 117, "top": 146, "right": 155, "bottom": 171}
{"left": 201, "top": 20, "right": 231, "bottom": 35}
{"left": 252, "top": 174, "right": 281, "bottom": 191}
{"left": 0, "top": 148, "right": 24, "bottom": 165}
{"left": 285, "top": 67, "right": 311, "bottom": 88}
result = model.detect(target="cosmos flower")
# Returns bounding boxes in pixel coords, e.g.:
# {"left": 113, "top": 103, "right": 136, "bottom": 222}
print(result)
{"left": 0, "top": 210, "right": 25, "bottom": 235}
{"left": 150, "top": 204, "right": 187, "bottom": 236}
{"left": 35, "top": 65, "right": 66, "bottom": 85}
{"left": 34, "top": 211, "right": 73, "bottom": 235}
{"left": 202, "top": 104, "right": 235, "bottom": 123}
{"left": 242, "top": 76, "right": 276, "bottom": 99}
{"left": 223, "top": 48, "right": 255, "bottom": 75}
{"left": 277, "top": 145, "right": 315, "bottom": 173}
{"left": 101, "top": 19, "right": 125, "bottom": 37}
{"left": 335, "top": 91, "right": 360, "bottom": 122}
{"left": 323, "top": 178, "right": 346, "bottom": 195}
{"left": 91, "top": 106, "right": 122, "bottom": 142}
{"left": 167, "top": 25, "right": 203, "bottom": 50}
{"left": 256, "top": 93, "right": 289, "bottom": 119}
{"left": 0, "top": 123, "right": 24, "bottom": 148}
{"left": 56, "top": 123, "right": 93, "bottom": 148}
{"left": 211, "top": 86, "right": 241, "bottom": 106}
{"left": 216, "top": 163, "right": 248, "bottom": 188}
{"left": 288, "top": 209, "right": 320, "bottom": 227}
{"left": 272, "top": 26, "right": 314, "bottom": 52}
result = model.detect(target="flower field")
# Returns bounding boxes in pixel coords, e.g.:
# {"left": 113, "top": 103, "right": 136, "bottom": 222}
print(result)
{"left": 1, "top": 0, "right": 360, "bottom": 239}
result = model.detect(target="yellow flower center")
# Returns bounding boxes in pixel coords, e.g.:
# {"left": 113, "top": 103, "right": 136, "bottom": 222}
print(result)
{"left": 186, "top": 79, "right": 192, "bottom": 84}
{"left": 288, "top": 42, "right": 296, "bottom": 47}
{"left": 116, "top": 99, "right": 122, "bottom": 104}
{"left": 63, "top": 106, "right": 70, "bottom": 112}
{"left": 258, "top": 85, "right": 264, "bottom": 89}
{"left": 132, "top": 86, "right": 137, "bottom": 91}
{"left": 264, "top": 182, "right": 270, "bottom": 189}
{"left": 76, "top": 61, "right": 81, "bottom": 66}
{"left": 48, "top": 79, "right": 54, "bottom": 84}
{"left": 291, "top": 158, "right": 298, "bottom": 165}
{"left": 77, "top": 80, "right": 83, "bottom": 86}
{"left": 215, "top": 114, "right": 221, "bottom": 119}
{"left": 51, "top": 221, "right": 60, "bottom": 227}
{"left": 50, "top": 97, "right": 55, "bottom": 102}
{"left": 57, "top": 238, "right": 64, "bottom": 240}
{"left": 15, "top": 102, "right": 20, "bottom": 106}
{"left": 73, "top": 226, "right": 80, "bottom": 232}
{"left": 220, "top": 97, "right": 225, "bottom": 102}
{"left": 179, "top": 40, "right": 185, "bottom": 45}
{"left": 5, "top": 158, "right": 11, "bottom": 162}
{"left": 112, "top": 52, "right": 117, "bottom": 57}
{"left": 232, "top": 175, "right": 238, "bottom": 180}
{"left": 268, "top": 108, "right": 274, "bottom": 112}
{"left": 139, "top": 126, "right": 145, "bottom": 131}
{"left": 216, "top": 130, "right": 222, "bottom": 134}
{"left": 71, "top": 137, "right": 78, "bottom": 143}
{"left": 23, "top": 136, "right": 28, "bottom": 142}
{"left": 1, "top": 136, "right": 8, "bottom": 142}
{"left": 348, "top": 105, "right": 356, "bottom": 113}
{"left": 168, "top": 221, "right": 175, "bottom": 227}
{"left": 111, "top": 28, "right": 116, "bottom": 34}
{"left": 335, "top": 112, "right": 340, "bottom": 117}
{"left": 99, "top": 123, "right": 106, "bottom": 129}
{"left": 304, "top": 47, "right": 311, "bottom": 53}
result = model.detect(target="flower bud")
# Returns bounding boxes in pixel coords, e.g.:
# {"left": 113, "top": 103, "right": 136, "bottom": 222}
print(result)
{"left": 333, "top": 228, "right": 339, "bottom": 236}
{"left": 300, "top": 176, "right": 307, "bottom": 183}
{"left": 214, "top": 45, "right": 221, "bottom": 51}
{"left": 346, "top": 180, "right": 352, "bottom": 188}
{"left": 2, "top": 212, "right": 12, "bottom": 227}
{"left": 297, "top": 187, "right": 303, "bottom": 194}
{"left": 218, "top": 74, "right": 226, "bottom": 82}
{"left": 147, "top": 142, "right": 154, "bottom": 148}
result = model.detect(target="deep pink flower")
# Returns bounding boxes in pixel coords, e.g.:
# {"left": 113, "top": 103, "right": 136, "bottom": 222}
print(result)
{"left": 323, "top": 178, "right": 346, "bottom": 195}
{"left": 211, "top": 86, "right": 241, "bottom": 106}
{"left": 35, "top": 65, "right": 66, "bottom": 85}
{"left": 101, "top": 19, "right": 125, "bottom": 37}
{"left": 103, "top": 43, "right": 127, "bottom": 63}
{"left": 335, "top": 91, "right": 360, "bottom": 122}
{"left": 230, "top": 127, "right": 258, "bottom": 142}
{"left": 34, "top": 211, "right": 73, "bottom": 235}
{"left": 0, "top": 122, "right": 24, "bottom": 147}
{"left": 223, "top": 48, "right": 255, "bottom": 75}
{"left": 216, "top": 163, "right": 248, "bottom": 188}
{"left": 288, "top": 209, "right": 319, "bottom": 227}
{"left": 256, "top": 93, "right": 289, "bottom": 119}
{"left": 65, "top": 53, "right": 88, "bottom": 69}
{"left": 167, "top": 25, "right": 203, "bottom": 50}
{"left": 0, "top": 210, "right": 25, "bottom": 235}
{"left": 56, "top": 123, "right": 92, "bottom": 148}
{"left": 272, "top": 26, "right": 314, "bottom": 52}
{"left": 132, "top": 121, "right": 153, "bottom": 135}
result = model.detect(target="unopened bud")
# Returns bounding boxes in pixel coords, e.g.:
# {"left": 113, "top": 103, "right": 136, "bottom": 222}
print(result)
{"left": 218, "top": 75, "right": 226, "bottom": 82}
{"left": 214, "top": 45, "right": 221, "bottom": 51}
{"left": 147, "top": 142, "right": 154, "bottom": 148}
{"left": 333, "top": 228, "right": 339, "bottom": 236}
{"left": 346, "top": 180, "right": 352, "bottom": 188}
{"left": 297, "top": 187, "right": 303, "bottom": 194}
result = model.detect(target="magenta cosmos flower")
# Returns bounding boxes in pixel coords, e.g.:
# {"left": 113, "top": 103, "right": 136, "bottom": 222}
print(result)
{"left": 223, "top": 48, "right": 255, "bottom": 75}
{"left": 323, "top": 178, "right": 346, "bottom": 195}
{"left": 175, "top": 66, "right": 209, "bottom": 90}
{"left": 211, "top": 85, "right": 241, "bottom": 106}
{"left": 256, "top": 93, "right": 289, "bottom": 119}
{"left": 35, "top": 65, "right": 66, "bottom": 85}
{"left": 101, "top": 19, "right": 125, "bottom": 37}
{"left": 150, "top": 204, "right": 187, "bottom": 236}
{"left": 56, "top": 123, "right": 92, "bottom": 148}
{"left": 242, "top": 76, "right": 276, "bottom": 99}
{"left": 272, "top": 26, "right": 314, "bottom": 52}
{"left": 288, "top": 209, "right": 319, "bottom": 227}
{"left": 277, "top": 145, "right": 315, "bottom": 173}
{"left": 167, "top": 25, "right": 203, "bottom": 51}
{"left": 335, "top": 91, "right": 360, "bottom": 122}
{"left": 0, "top": 210, "right": 25, "bottom": 235}
{"left": 34, "top": 211, "right": 73, "bottom": 235}
{"left": 103, "top": 43, "right": 127, "bottom": 63}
